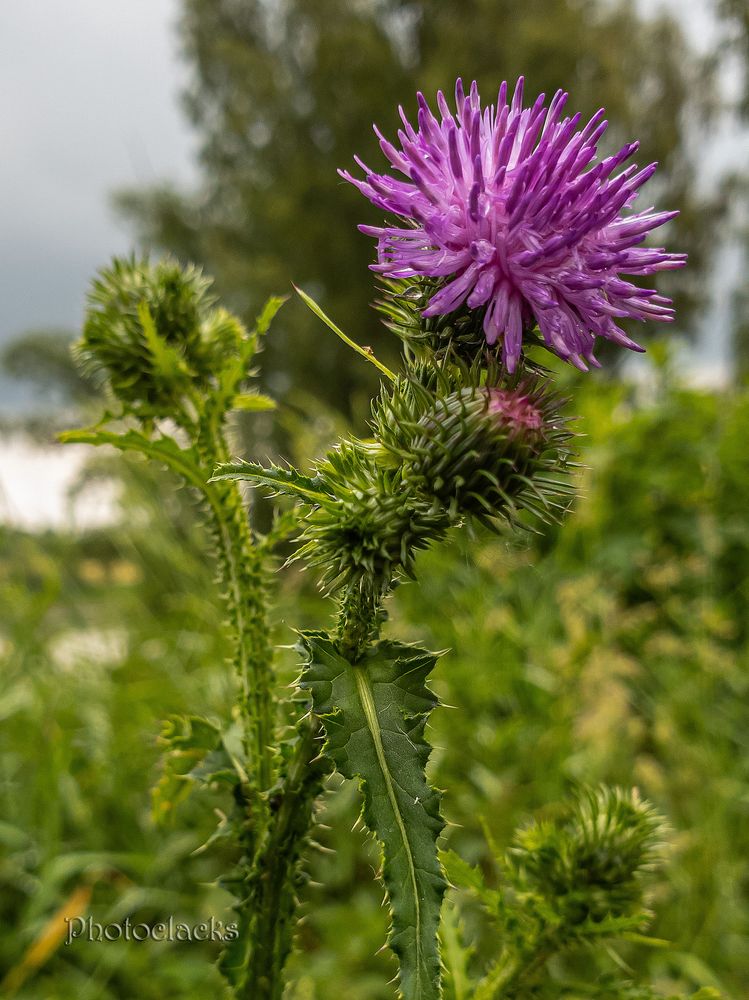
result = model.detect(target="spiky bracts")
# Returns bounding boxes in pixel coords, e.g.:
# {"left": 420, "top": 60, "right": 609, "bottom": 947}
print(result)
{"left": 289, "top": 362, "right": 573, "bottom": 596}
{"left": 74, "top": 255, "right": 268, "bottom": 422}
{"left": 509, "top": 786, "right": 666, "bottom": 936}
{"left": 444, "top": 787, "right": 670, "bottom": 1000}
{"left": 294, "top": 439, "right": 452, "bottom": 597}
{"left": 218, "top": 361, "right": 573, "bottom": 601}
{"left": 373, "top": 363, "right": 574, "bottom": 528}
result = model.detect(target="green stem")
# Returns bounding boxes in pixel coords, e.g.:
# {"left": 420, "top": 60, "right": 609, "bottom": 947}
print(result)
{"left": 198, "top": 421, "right": 274, "bottom": 793}
{"left": 241, "top": 715, "right": 328, "bottom": 1000}
{"left": 336, "top": 585, "right": 381, "bottom": 661}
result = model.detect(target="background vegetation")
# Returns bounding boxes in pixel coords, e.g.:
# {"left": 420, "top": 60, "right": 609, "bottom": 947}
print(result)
{"left": 1, "top": 1, "right": 748, "bottom": 997}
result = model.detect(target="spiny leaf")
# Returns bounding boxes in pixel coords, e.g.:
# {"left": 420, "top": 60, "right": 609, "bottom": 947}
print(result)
{"left": 211, "top": 460, "right": 333, "bottom": 505}
{"left": 59, "top": 427, "right": 208, "bottom": 491}
{"left": 232, "top": 392, "right": 277, "bottom": 411}
{"left": 298, "top": 631, "right": 445, "bottom": 1000}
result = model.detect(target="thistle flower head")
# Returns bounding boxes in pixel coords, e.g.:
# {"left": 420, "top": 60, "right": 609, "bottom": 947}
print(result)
{"left": 342, "top": 78, "right": 686, "bottom": 372}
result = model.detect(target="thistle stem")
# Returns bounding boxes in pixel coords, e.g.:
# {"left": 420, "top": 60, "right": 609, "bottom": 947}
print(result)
{"left": 336, "top": 585, "right": 382, "bottom": 662}
{"left": 241, "top": 715, "right": 328, "bottom": 1000}
{"left": 197, "top": 422, "right": 274, "bottom": 793}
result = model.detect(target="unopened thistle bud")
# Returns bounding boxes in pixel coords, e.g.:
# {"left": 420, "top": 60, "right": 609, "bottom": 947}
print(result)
{"left": 509, "top": 787, "right": 666, "bottom": 930}
{"left": 293, "top": 364, "right": 574, "bottom": 599}
{"left": 374, "top": 368, "right": 574, "bottom": 527}
{"left": 296, "top": 442, "right": 451, "bottom": 596}
{"left": 75, "top": 255, "right": 244, "bottom": 417}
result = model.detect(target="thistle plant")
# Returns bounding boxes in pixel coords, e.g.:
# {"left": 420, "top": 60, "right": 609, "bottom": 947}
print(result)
{"left": 62, "top": 79, "right": 718, "bottom": 1000}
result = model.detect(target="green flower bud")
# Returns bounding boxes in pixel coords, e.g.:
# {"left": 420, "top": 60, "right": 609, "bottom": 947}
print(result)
{"left": 75, "top": 255, "right": 243, "bottom": 416}
{"left": 296, "top": 440, "right": 450, "bottom": 596}
{"left": 509, "top": 787, "right": 666, "bottom": 930}
{"left": 373, "top": 366, "right": 574, "bottom": 527}
{"left": 292, "top": 364, "right": 574, "bottom": 599}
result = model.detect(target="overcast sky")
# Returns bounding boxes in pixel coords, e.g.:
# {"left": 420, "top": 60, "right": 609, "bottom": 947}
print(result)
{"left": 0, "top": 1, "right": 195, "bottom": 348}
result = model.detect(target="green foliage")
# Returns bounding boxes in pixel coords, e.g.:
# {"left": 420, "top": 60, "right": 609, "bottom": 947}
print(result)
{"left": 298, "top": 632, "right": 445, "bottom": 1000}
{"left": 442, "top": 788, "right": 700, "bottom": 999}
{"left": 151, "top": 714, "right": 243, "bottom": 828}
{"left": 2, "top": 373, "right": 746, "bottom": 998}
{"left": 61, "top": 266, "right": 314, "bottom": 999}
{"left": 387, "top": 377, "right": 749, "bottom": 999}
{"left": 0, "top": 457, "right": 234, "bottom": 1000}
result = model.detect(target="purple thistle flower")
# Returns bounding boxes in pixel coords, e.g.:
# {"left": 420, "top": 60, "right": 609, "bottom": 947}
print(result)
{"left": 341, "top": 78, "right": 687, "bottom": 372}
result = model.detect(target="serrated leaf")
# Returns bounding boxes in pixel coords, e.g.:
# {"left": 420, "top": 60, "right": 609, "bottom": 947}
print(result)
{"left": 59, "top": 427, "right": 207, "bottom": 492}
{"left": 211, "top": 460, "right": 332, "bottom": 505}
{"left": 298, "top": 631, "right": 445, "bottom": 1000}
{"left": 232, "top": 392, "right": 277, "bottom": 411}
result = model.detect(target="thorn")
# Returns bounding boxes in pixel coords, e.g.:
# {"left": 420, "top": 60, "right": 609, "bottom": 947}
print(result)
{"left": 309, "top": 840, "right": 336, "bottom": 855}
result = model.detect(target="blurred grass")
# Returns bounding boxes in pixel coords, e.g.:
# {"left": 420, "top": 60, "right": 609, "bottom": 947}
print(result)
{"left": 1, "top": 371, "right": 748, "bottom": 998}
